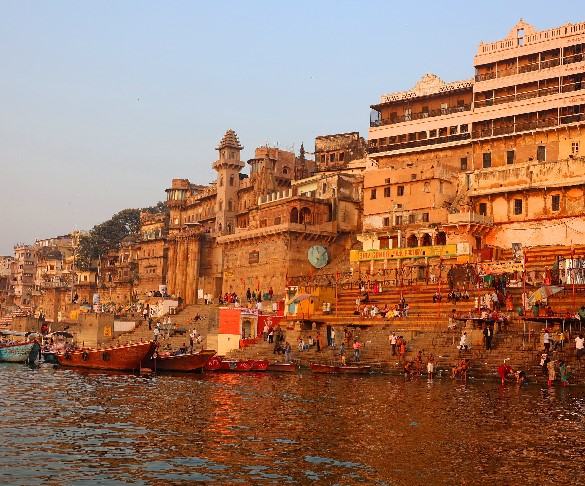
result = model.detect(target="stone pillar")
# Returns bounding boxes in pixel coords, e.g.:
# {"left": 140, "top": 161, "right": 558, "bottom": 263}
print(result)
{"left": 185, "top": 237, "right": 200, "bottom": 305}
{"left": 167, "top": 239, "right": 177, "bottom": 296}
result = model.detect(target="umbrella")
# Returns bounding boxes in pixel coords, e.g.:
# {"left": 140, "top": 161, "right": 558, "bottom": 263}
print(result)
{"left": 527, "top": 286, "right": 563, "bottom": 305}
{"left": 285, "top": 294, "right": 312, "bottom": 305}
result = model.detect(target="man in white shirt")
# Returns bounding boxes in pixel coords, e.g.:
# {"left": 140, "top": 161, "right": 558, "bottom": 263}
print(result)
{"left": 575, "top": 333, "right": 584, "bottom": 360}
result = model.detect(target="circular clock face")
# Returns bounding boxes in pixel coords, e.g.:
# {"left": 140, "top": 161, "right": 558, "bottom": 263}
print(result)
{"left": 308, "top": 245, "right": 328, "bottom": 269}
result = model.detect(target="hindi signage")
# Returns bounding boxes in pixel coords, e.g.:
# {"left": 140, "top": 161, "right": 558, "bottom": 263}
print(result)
{"left": 350, "top": 244, "right": 457, "bottom": 262}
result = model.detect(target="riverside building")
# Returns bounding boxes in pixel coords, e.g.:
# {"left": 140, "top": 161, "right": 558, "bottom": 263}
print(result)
{"left": 164, "top": 130, "right": 366, "bottom": 304}
{"left": 359, "top": 19, "right": 585, "bottom": 279}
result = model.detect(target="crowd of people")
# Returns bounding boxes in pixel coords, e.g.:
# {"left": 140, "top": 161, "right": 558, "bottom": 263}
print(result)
{"left": 356, "top": 292, "right": 410, "bottom": 319}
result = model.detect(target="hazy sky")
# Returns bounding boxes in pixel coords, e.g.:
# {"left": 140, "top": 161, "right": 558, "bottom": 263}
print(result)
{"left": 0, "top": 0, "right": 579, "bottom": 255}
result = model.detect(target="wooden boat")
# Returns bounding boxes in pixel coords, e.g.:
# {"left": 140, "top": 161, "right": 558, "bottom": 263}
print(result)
{"left": 150, "top": 349, "right": 217, "bottom": 372}
{"left": 267, "top": 362, "right": 299, "bottom": 372}
{"left": 56, "top": 341, "right": 156, "bottom": 372}
{"left": 309, "top": 363, "right": 372, "bottom": 374}
{"left": 204, "top": 356, "right": 269, "bottom": 372}
{"left": 0, "top": 341, "right": 40, "bottom": 363}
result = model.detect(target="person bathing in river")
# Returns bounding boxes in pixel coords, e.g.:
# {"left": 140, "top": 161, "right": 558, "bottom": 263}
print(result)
{"left": 497, "top": 362, "right": 513, "bottom": 385}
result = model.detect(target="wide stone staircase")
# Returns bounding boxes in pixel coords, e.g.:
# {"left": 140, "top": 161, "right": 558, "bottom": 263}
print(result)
{"left": 116, "top": 304, "right": 219, "bottom": 352}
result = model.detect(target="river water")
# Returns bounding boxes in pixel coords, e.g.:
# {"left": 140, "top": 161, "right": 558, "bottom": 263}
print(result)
{"left": 1, "top": 363, "right": 584, "bottom": 485}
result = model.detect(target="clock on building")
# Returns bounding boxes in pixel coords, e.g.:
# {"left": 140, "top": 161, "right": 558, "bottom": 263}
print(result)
{"left": 308, "top": 245, "right": 329, "bottom": 269}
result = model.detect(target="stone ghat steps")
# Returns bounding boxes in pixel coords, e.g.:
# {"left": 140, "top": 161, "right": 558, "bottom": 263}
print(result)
{"left": 116, "top": 304, "right": 218, "bottom": 351}
{"left": 227, "top": 324, "right": 585, "bottom": 383}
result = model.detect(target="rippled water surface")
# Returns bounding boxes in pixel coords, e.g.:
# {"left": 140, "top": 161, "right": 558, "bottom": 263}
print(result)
{"left": 1, "top": 363, "right": 585, "bottom": 485}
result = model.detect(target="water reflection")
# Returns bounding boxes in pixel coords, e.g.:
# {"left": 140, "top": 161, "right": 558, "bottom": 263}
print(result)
{"left": 0, "top": 363, "right": 584, "bottom": 484}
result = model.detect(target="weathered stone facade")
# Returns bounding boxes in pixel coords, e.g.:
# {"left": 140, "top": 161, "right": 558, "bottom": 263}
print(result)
{"left": 361, "top": 19, "right": 585, "bottom": 275}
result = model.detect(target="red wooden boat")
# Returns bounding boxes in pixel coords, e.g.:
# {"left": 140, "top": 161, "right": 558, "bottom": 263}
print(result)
{"left": 56, "top": 341, "right": 156, "bottom": 372}
{"left": 151, "top": 349, "right": 217, "bottom": 372}
{"left": 309, "top": 363, "right": 372, "bottom": 374}
{"left": 267, "top": 362, "right": 299, "bottom": 372}
{"left": 204, "top": 356, "right": 269, "bottom": 372}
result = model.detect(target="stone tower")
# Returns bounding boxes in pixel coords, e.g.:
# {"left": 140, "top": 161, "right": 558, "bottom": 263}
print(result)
{"left": 212, "top": 129, "right": 244, "bottom": 235}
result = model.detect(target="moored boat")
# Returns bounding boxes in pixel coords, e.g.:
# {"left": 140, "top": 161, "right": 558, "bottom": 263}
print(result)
{"left": 56, "top": 341, "right": 156, "bottom": 372}
{"left": 267, "top": 362, "right": 299, "bottom": 372}
{"left": 0, "top": 341, "right": 41, "bottom": 363}
{"left": 204, "top": 356, "right": 269, "bottom": 372}
{"left": 309, "top": 363, "right": 372, "bottom": 374}
{"left": 151, "top": 349, "right": 217, "bottom": 372}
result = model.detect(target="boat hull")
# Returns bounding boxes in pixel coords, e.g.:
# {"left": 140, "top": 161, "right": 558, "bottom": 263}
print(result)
{"left": 0, "top": 341, "right": 40, "bottom": 363}
{"left": 152, "top": 350, "right": 217, "bottom": 372}
{"left": 309, "top": 363, "right": 372, "bottom": 374}
{"left": 267, "top": 362, "right": 299, "bottom": 372}
{"left": 56, "top": 342, "right": 156, "bottom": 372}
{"left": 204, "top": 356, "right": 269, "bottom": 372}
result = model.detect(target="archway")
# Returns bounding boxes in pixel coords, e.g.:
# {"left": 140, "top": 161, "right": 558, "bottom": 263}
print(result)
{"left": 300, "top": 207, "right": 312, "bottom": 224}
{"left": 421, "top": 233, "right": 432, "bottom": 246}
{"left": 241, "top": 319, "right": 255, "bottom": 339}
{"left": 435, "top": 231, "right": 447, "bottom": 245}
{"left": 406, "top": 234, "right": 418, "bottom": 247}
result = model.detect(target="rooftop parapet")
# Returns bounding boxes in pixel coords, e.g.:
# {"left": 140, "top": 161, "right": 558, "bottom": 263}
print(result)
{"left": 476, "top": 19, "right": 585, "bottom": 58}
{"left": 375, "top": 74, "right": 473, "bottom": 105}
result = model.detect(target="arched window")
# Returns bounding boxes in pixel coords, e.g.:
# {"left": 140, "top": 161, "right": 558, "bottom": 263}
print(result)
{"left": 300, "top": 207, "right": 312, "bottom": 224}
{"left": 229, "top": 175, "right": 235, "bottom": 186}
{"left": 423, "top": 182, "right": 430, "bottom": 193}
{"left": 435, "top": 231, "right": 447, "bottom": 245}
{"left": 218, "top": 223, "right": 222, "bottom": 232}
{"left": 407, "top": 234, "right": 418, "bottom": 247}
{"left": 218, "top": 200, "right": 223, "bottom": 211}
{"left": 290, "top": 207, "right": 299, "bottom": 223}
{"left": 219, "top": 176, "right": 224, "bottom": 187}
{"left": 283, "top": 166, "right": 289, "bottom": 175}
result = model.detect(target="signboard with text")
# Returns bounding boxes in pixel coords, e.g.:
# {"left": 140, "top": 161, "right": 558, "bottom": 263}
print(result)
{"left": 350, "top": 244, "right": 457, "bottom": 262}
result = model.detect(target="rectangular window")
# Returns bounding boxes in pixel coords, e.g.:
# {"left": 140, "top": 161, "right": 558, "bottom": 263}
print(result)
{"left": 506, "top": 150, "right": 515, "bottom": 164}
{"left": 460, "top": 157, "right": 468, "bottom": 170}
{"left": 514, "top": 199, "right": 523, "bottom": 215}
{"left": 397, "top": 186, "right": 404, "bottom": 196}
{"left": 339, "top": 151, "right": 345, "bottom": 161}
{"left": 383, "top": 217, "right": 390, "bottom": 226}
{"left": 551, "top": 194, "right": 560, "bottom": 211}
{"left": 450, "top": 126, "right": 458, "bottom": 135}
{"left": 479, "top": 203, "right": 487, "bottom": 216}
{"left": 408, "top": 214, "right": 416, "bottom": 224}
{"left": 429, "top": 129, "right": 437, "bottom": 138}
{"left": 537, "top": 145, "right": 546, "bottom": 161}
{"left": 572, "top": 142, "right": 580, "bottom": 155}
{"left": 411, "top": 174, "right": 417, "bottom": 180}
{"left": 483, "top": 152, "right": 492, "bottom": 168}
{"left": 422, "top": 212, "right": 429, "bottom": 223}
{"left": 384, "top": 187, "right": 391, "bottom": 197}
{"left": 395, "top": 215, "right": 403, "bottom": 225}
{"left": 330, "top": 153, "right": 335, "bottom": 163}
{"left": 321, "top": 154, "right": 326, "bottom": 163}
{"left": 370, "top": 188, "right": 377, "bottom": 200}
{"left": 422, "top": 106, "right": 429, "bottom": 117}
{"left": 460, "top": 124, "right": 469, "bottom": 133}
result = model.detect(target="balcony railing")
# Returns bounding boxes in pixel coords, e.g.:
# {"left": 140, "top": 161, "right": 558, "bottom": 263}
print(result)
{"left": 370, "top": 104, "right": 471, "bottom": 127}
{"left": 368, "top": 132, "right": 470, "bottom": 154}
{"left": 475, "top": 84, "right": 574, "bottom": 108}
{"left": 447, "top": 212, "right": 493, "bottom": 226}
{"left": 474, "top": 117, "right": 560, "bottom": 138}
{"left": 475, "top": 55, "right": 573, "bottom": 81}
